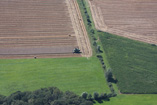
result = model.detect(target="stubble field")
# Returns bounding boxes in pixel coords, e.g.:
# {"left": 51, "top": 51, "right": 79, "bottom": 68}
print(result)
{"left": 0, "top": 0, "right": 92, "bottom": 59}
{"left": 88, "top": 0, "right": 157, "bottom": 44}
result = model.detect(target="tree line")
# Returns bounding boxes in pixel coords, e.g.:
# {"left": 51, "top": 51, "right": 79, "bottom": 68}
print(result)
{"left": 0, "top": 87, "right": 93, "bottom": 105}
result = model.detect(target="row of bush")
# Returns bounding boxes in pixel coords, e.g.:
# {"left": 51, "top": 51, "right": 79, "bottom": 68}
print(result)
{"left": 0, "top": 86, "right": 118, "bottom": 105}
{"left": 79, "top": 0, "right": 103, "bottom": 54}
{"left": 97, "top": 55, "right": 117, "bottom": 95}
{"left": 79, "top": 0, "right": 117, "bottom": 96}
{"left": 81, "top": 92, "right": 116, "bottom": 101}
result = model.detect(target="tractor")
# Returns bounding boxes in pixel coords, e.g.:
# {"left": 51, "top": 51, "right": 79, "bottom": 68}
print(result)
{"left": 73, "top": 48, "right": 81, "bottom": 53}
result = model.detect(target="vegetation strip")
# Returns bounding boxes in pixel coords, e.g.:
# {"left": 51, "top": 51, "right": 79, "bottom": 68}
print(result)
{"left": 76, "top": 0, "right": 117, "bottom": 96}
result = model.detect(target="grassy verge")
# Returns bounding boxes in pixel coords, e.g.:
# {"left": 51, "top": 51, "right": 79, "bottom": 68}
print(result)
{"left": 77, "top": 0, "right": 118, "bottom": 94}
{"left": 0, "top": 57, "right": 110, "bottom": 96}
{"left": 77, "top": 0, "right": 110, "bottom": 68}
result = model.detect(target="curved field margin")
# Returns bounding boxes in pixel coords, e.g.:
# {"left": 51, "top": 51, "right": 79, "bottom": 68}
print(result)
{"left": 0, "top": 0, "right": 92, "bottom": 59}
{"left": 88, "top": 0, "right": 157, "bottom": 44}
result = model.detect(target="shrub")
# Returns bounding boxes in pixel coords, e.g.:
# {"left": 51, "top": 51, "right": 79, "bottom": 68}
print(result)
{"left": 93, "top": 41, "right": 97, "bottom": 46}
{"left": 96, "top": 55, "right": 103, "bottom": 59}
{"left": 90, "top": 29, "right": 95, "bottom": 34}
{"left": 93, "top": 37, "right": 97, "bottom": 41}
{"left": 100, "top": 93, "right": 107, "bottom": 99}
{"left": 87, "top": 23, "right": 92, "bottom": 27}
{"left": 88, "top": 94, "right": 92, "bottom": 100}
{"left": 93, "top": 92, "right": 99, "bottom": 100}
{"left": 102, "top": 65, "right": 106, "bottom": 69}
{"left": 87, "top": 18, "right": 91, "bottom": 23}
{"left": 110, "top": 86, "right": 115, "bottom": 93}
{"left": 81, "top": 92, "right": 88, "bottom": 99}
{"left": 107, "top": 93, "right": 112, "bottom": 98}
{"left": 105, "top": 69, "right": 113, "bottom": 82}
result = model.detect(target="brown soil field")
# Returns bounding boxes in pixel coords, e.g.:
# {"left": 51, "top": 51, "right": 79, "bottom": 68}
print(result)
{"left": 0, "top": 0, "right": 92, "bottom": 59}
{"left": 88, "top": 0, "right": 157, "bottom": 44}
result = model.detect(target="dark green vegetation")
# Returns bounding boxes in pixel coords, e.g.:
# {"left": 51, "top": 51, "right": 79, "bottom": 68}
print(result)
{"left": 99, "top": 32, "right": 157, "bottom": 94}
{"left": 81, "top": 91, "right": 116, "bottom": 102}
{"left": 0, "top": 57, "right": 110, "bottom": 96}
{"left": 0, "top": 87, "right": 93, "bottom": 105}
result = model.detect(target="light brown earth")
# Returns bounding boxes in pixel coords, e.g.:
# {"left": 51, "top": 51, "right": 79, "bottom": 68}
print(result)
{"left": 0, "top": 0, "right": 92, "bottom": 59}
{"left": 66, "top": 0, "right": 92, "bottom": 57}
{"left": 88, "top": 0, "right": 157, "bottom": 44}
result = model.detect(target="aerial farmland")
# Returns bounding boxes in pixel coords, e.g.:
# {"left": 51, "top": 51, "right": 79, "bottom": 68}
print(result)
{"left": 0, "top": 0, "right": 156, "bottom": 105}
{"left": 88, "top": 0, "right": 157, "bottom": 44}
{"left": 0, "top": 0, "right": 92, "bottom": 59}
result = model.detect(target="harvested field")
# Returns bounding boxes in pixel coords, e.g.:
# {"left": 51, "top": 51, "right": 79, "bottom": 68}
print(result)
{"left": 0, "top": 0, "right": 92, "bottom": 59}
{"left": 88, "top": 0, "right": 157, "bottom": 44}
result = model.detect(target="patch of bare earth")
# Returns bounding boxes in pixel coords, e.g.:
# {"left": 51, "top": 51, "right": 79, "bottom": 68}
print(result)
{"left": 0, "top": 0, "right": 92, "bottom": 59}
{"left": 88, "top": 0, "right": 157, "bottom": 44}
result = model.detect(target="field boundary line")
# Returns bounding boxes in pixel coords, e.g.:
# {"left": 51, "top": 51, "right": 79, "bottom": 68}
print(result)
{"left": 0, "top": 35, "right": 75, "bottom": 39}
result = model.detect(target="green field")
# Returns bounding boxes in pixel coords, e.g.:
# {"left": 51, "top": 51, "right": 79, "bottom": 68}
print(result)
{"left": 0, "top": 57, "right": 110, "bottom": 96}
{"left": 99, "top": 32, "right": 157, "bottom": 94}
{"left": 95, "top": 94, "right": 157, "bottom": 105}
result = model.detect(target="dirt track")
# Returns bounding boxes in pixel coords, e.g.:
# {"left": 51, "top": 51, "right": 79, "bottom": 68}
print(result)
{"left": 88, "top": 0, "right": 157, "bottom": 44}
{"left": 0, "top": 0, "right": 92, "bottom": 59}
{"left": 66, "top": 0, "right": 92, "bottom": 57}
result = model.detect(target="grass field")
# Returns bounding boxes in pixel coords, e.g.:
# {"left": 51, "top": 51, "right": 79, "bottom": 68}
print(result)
{"left": 95, "top": 94, "right": 157, "bottom": 105}
{"left": 99, "top": 32, "right": 157, "bottom": 94}
{"left": 0, "top": 57, "right": 110, "bottom": 96}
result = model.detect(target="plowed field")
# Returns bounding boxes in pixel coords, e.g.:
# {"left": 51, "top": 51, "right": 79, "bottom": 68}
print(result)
{"left": 0, "top": 0, "right": 92, "bottom": 59}
{"left": 88, "top": 0, "right": 157, "bottom": 44}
